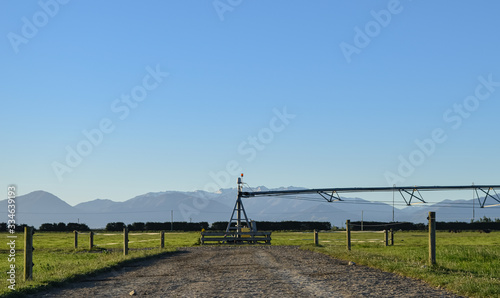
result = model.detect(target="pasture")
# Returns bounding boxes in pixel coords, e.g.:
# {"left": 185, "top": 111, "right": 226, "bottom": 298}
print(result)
{"left": 0, "top": 231, "right": 199, "bottom": 297}
{"left": 1, "top": 230, "right": 499, "bottom": 297}
{"left": 274, "top": 230, "right": 500, "bottom": 297}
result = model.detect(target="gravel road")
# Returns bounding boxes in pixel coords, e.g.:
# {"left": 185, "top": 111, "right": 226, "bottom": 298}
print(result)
{"left": 29, "top": 246, "right": 462, "bottom": 297}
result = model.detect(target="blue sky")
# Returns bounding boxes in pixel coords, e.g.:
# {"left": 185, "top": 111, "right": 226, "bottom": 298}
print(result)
{"left": 2, "top": 0, "right": 500, "bottom": 206}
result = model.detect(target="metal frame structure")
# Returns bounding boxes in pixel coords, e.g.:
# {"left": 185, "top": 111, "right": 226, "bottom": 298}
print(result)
{"left": 226, "top": 175, "right": 500, "bottom": 233}
{"left": 241, "top": 185, "right": 500, "bottom": 207}
{"left": 225, "top": 175, "right": 251, "bottom": 234}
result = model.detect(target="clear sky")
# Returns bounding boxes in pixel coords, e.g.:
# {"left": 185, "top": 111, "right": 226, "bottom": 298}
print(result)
{"left": 2, "top": 0, "right": 500, "bottom": 206}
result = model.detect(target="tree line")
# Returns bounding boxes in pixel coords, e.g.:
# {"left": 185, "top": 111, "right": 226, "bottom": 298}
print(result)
{"left": 0, "top": 222, "right": 91, "bottom": 232}
{"left": 106, "top": 221, "right": 210, "bottom": 231}
{"left": 349, "top": 218, "right": 500, "bottom": 231}
{"left": 39, "top": 222, "right": 91, "bottom": 231}
{"left": 2, "top": 217, "right": 499, "bottom": 232}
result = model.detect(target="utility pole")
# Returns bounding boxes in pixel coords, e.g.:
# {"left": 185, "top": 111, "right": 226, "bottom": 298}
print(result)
{"left": 392, "top": 184, "right": 395, "bottom": 222}
{"left": 361, "top": 210, "right": 363, "bottom": 231}
{"left": 472, "top": 182, "right": 475, "bottom": 222}
{"left": 171, "top": 210, "right": 173, "bottom": 231}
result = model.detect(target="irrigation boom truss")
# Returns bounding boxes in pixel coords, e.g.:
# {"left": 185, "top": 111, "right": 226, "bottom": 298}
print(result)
{"left": 226, "top": 174, "right": 500, "bottom": 233}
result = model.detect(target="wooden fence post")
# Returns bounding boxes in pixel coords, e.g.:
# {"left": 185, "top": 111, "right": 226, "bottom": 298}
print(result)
{"left": 390, "top": 229, "right": 394, "bottom": 246}
{"left": 160, "top": 231, "right": 165, "bottom": 249}
{"left": 124, "top": 227, "right": 129, "bottom": 256}
{"left": 89, "top": 231, "right": 94, "bottom": 250}
{"left": 24, "top": 226, "right": 34, "bottom": 281}
{"left": 346, "top": 220, "right": 351, "bottom": 251}
{"left": 428, "top": 211, "right": 436, "bottom": 265}
{"left": 74, "top": 230, "right": 78, "bottom": 249}
{"left": 384, "top": 230, "right": 389, "bottom": 247}
{"left": 314, "top": 229, "right": 319, "bottom": 246}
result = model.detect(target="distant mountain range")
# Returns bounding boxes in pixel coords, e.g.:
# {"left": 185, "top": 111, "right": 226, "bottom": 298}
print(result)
{"left": 2, "top": 188, "right": 499, "bottom": 229}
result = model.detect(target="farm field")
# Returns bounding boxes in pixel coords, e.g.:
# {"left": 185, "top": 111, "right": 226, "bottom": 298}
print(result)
{"left": 0, "top": 231, "right": 200, "bottom": 297}
{"left": 273, "top": 230, "right": 500, "bottom": 297}
{"left": 1, "top": 230, "right": 499, "bottom": 297}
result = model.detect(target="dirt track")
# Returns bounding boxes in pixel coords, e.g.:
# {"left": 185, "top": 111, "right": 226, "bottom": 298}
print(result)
{"left": 29, "top": 246, "right": 462, "bottom": 297}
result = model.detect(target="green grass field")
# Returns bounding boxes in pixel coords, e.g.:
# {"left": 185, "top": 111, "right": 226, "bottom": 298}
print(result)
{"left": 1, "top": 230, "right": 499, "bottom": 297}
{"left": 0, "top": 231, "right": 200, "bottom": 297}
{"left": 273, "top": 230, "right": 500, "bottom": 297}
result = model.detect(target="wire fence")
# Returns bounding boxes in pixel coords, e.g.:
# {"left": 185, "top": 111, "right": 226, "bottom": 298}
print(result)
{"left": 281, "top": 229, "right": 393, "bottom": 246}
{"left": 73, "top": 230, "right": 166, "bottom": 252}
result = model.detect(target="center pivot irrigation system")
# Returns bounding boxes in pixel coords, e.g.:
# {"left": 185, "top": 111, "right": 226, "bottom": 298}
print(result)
{"left": 226, "top": 174, "right": 500, "bottom": 233}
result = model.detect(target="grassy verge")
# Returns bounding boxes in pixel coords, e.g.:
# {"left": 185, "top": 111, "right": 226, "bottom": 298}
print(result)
{"left": 0, "top": 231, "right": 200, "bottom": 297}
{"left": 272, "top": 231, "right": 500, "bottom": 297}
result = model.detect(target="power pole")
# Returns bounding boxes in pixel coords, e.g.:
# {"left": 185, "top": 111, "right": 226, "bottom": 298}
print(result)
{"left": 472, "top": 182, "right": 475, "bottom": 222}
{"left": 361, "top": 210, "right": 363, "bottom": 231}
{"left": 392, "top": 184, "right": 395, "bottom": 222}
{"left": 171, "top": 210, "right": 173, "bottom": 231}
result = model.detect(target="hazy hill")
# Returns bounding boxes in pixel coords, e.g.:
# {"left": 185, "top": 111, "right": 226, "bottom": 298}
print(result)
{"left": 74, "top": 199, "right": 121, "bottom": 212}
{"left": 1, "top": 191, "right": 79, "bottom": 226}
